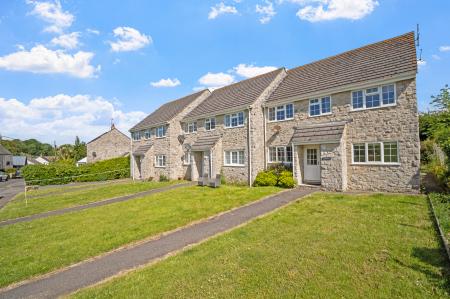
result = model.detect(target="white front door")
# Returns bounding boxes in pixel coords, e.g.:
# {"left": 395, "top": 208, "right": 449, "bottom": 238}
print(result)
{"left": 202, "top": 151, "right": 211, "bottom": 178}
{"left": 304, "top": 146, "right": 320, "bottom": 183}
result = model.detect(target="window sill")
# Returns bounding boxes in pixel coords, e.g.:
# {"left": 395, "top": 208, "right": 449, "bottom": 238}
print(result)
{"left": 223, "top": 164, "right": 246, "bottom": 167}
{"left": 351, "top": 163, "right": 400, "bottom": 166}
{"left": 224, "top": 125, "right": 245, "bottom": 129}
{"left": 308, "top": 112, "right": 332, "bottom": 118}
{"left": 155, "top": 166, "right": 167, "bottom": 168}
{"left": 350, "top": 103, "right": 397, "bottom": 112}
{"left": 268, "top": 118, "right": 295, "bottom": 123}
{"left": 155, "top": 136, "right": 166, "bottom": 139}
{"left": 183, "top": 132, "right": 197, "bottom": 135}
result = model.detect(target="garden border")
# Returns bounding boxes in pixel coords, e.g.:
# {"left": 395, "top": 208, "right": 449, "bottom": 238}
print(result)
{"left": 427, "top": 195, "right": 450, "bottom": 263}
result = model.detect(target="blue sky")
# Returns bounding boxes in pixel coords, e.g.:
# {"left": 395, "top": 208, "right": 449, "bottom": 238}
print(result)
{"left": 0, "top": 0, "right": 449, "bottom": 144}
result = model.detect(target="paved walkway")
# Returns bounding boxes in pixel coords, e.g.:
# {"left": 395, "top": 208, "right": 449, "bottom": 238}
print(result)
{"left": 0, "top": 182, "right": 193, "bottom": 227}
{"left": 0, "top": 187, "right": 314, "bottom": 299}
{"left": 0, "top": 179, "right": 25, "bottom": 210}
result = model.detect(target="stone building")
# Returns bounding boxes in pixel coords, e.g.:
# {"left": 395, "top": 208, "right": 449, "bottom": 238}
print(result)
{"left": 130, "top": 32, "right": 420, "bottom": 192}
{"left": 130, "top": 90, "right": 211, "bottom": 180}
{"left": 86, "top": 124, "right": 130, "bottom": 163}
{"left": 0, "top": 144, "right": 13, "bottom": 171}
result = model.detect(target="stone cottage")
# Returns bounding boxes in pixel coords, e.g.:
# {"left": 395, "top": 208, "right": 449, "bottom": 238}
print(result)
{"left": 130, "top": 90, "right": 211, "bottom": 180}
{"left": 0, "top": 144, "right": 13, "bottom": 171}
{"left": 130, "top": 32, "right": 420, "bottom": 192}
{"left": 86, "top": 124, "right": 130, "bottom": 163}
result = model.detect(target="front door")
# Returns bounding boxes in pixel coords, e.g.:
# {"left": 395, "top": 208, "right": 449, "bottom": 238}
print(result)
{"left": 202, "top": 151, "right": 211, "bottom": 178}
{"left": 304, "top": 146, "right": 320, "bottom": 183}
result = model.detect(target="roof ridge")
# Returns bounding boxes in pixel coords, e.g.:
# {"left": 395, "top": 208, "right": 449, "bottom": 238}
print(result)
{"left": 159, "top": 89, "right": 209, "bottom": 108}
{"left": 287, "top": 32, "right": 415, "bottom": 74}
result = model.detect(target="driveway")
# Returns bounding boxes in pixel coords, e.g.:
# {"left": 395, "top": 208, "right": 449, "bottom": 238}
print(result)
{"left": 0, "top": 179, "right": 25, "bottom": 209}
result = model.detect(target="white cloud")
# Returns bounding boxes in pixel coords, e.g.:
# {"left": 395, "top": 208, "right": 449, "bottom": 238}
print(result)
{"left": 234, "top": 64, "right": 277, "bottom": 78}
{"left": 86, "top": 28, "right": 100, "bottom": 35}
{"left": 256, "top": 1, "right": 276, "bottom": 24}
{"left": 417, "top": 59, "right": 426, "bottom": 68}
{"left": 51, "top": 32, "right": 80, "bottom": 49}
{"left": 27, "top": 0, "right": 74, "bottom": 33}
{"left": 150, "top": 78, "right": 181, "bottom": 88}
{"left": 208, "top": 2, "right": 238, "bottom": 19}
{"left": 0, "top": 94, "right": 146, "bottom": 144}
{"left": 0, "top": 45, "right": 100, "bottom": 78}
{"left": 198, "top": 72, "right": 235, "bottom": 89}
{"left": 439, "top": 45, "right": 450, "bottom": 52}
{"left": 432, "top": 54, "right": 441, "bottom": 60}
{"left": 291, "top": 0, "right": 378, "bottom": 22}
{"left": 109, "top": 27, "right": 152, "bottom": 52}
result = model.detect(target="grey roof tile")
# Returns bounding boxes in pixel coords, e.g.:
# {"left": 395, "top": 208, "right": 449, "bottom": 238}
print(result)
{"left": 185, "top": 68, "right": 284, "bottom": 119}
{"left": 133, "top": 143, "right": 153, "bottom": 156}
{"left": 267, "top": 32, "right": 417, "bottom": 103}
{"left": 0, "top": 144, "right": 12, "bottom": 155}
{"left": 131, "top": 90, "right": 210, "bottom": 131}
{"left": 191, "top": 135, "right": 221, "bottom": 151}
{"left": 291, "top": 121, "right": 346, "bottom": 145}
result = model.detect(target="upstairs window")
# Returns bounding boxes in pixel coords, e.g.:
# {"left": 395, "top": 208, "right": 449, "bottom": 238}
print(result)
{"left": 156, "top": 125, "right": 166, "bottom": 138}
{"left": 144, "top": 129, "right": 151, "bottom": 139}
{"left": 185, "top": 122, "right": 197, "bottom": 134}
{"left": 268, "top": 104, "right": 294, "bottom": 122}
{"left": 132, "top": 131, "right": 141, "bottom": 141}
{"left": 352, "top": 84, "right": 396, "bottom": 110}
{"left": 268, "top": 146, "right": 292, "bottom": 163}
{"left": 225, "top": 112, "right": 244, "bottom": 128}
{"left": 205, "top": 118, "right": 216, "bottom": 131}
{"left": 309, "top": 97, "right": 331, "bottom": 116}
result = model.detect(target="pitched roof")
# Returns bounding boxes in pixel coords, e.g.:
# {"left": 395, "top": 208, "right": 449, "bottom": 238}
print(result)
{"left": 0, "top": 144, "right": 12, "bottom": 155}
{"left": 267, "top": 32, "right": 417, "bottom": 103}
{"left": 191, "top": 135, "right": 221, "bottom": 151}
{"left": 133, "top": 143, "right": 153, "bottom": 156}
{"left": 87, "top": 127, "right": 130, "bottom": 145}
{"left": 131, "top": 90, "right": 210, "bottom": 131}
{"left": 13, "top": 156, "right": 27, "bottom": 166}
{"left": 185, "top": 68, "right": 284, "bottom": 119}
{"left": 291, "top": 121, "right": 346, "bottom": 145}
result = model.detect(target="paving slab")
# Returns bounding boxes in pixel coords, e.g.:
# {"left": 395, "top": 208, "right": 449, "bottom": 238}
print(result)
{"left": 0, "top": 187, "right": 314, "bottom": 299}
{"left": 0, "top": 182, "right": 193, "bottom": 227}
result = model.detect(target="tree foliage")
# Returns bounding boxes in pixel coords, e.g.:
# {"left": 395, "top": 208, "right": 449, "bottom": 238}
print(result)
{"left": 0, "top": 139, "right": 54, "bottom": 156}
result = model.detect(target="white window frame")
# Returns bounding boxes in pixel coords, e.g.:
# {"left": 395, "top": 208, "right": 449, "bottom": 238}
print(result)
{"left": 309, "top": 96, "right": 332, "bottom": 117}
{"left": 185, "top": 122, "right": 197, "bottom": 134}
{"left": 144, "top": 129, "right": 151, "bottom": 139}
{"left": 351, "top": 83, "right": 397, "bottom": 111}
{"left": 183, "top": 152, "right": 191, "bottom": 165}
{"left": 223, "top": 150, "right": 245, "bottom": 166}
{"left": 225, "top": 112, "right": 245, "bottom": 128}
{"left": 205, "top": 118, "right": 216, "bottom": 131}
{"left": 268, "top": 146, "right": 293, "bottom": 163}
{"left": 132, "top": 131, "right": 141, "bottom": 141}
{"left": 268, "top": 104, "right": 294, "bottom": 122}
{"left": 155, "top": 154, "right": 167, "bottom": 167}
{"left": 351, "top": 141, "right": 400, "bottom": 165}
{"left": 156, "top": 125, "right": 166, "bottom": 138}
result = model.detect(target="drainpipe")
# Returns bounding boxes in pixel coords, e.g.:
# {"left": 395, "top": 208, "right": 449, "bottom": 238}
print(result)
{"left": 130, "top": 134, "right": 134, "bottom": 181}
{"left": 263, "top": 106, "right": 267, "bottom": 170}
{"left": 247, "top": 107, "right": 252, "bottom": 187}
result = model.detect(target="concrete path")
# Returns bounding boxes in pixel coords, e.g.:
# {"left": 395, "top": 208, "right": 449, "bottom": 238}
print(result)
{"left": 0, "top": 187, "right": 314, "bottom": 299}
{"left": 0, "top": 179, "right": 25, "bottom": 210}
{"left": 0, "top": 182, "right": 193, "bottom": 228}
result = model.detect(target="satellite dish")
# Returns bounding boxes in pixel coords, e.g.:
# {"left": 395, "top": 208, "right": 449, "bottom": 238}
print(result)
{"left": 272, "top": 125, "right": 281, "bottom": 133}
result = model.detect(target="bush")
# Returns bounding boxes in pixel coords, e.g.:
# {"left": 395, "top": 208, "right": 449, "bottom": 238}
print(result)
{"left": 159, "top": 174, "right": 169, "bottom": 182}
{"left": 22, "top": 156, "right": 130, "bottom": 186}
{"left": 254, "top": 171, "right": 277, "bottom": 187}
{"left": 254, "top": 164, "right": 296, "bottom": 188}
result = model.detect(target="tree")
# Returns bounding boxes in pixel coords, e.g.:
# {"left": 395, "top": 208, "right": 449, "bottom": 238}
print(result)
{"left": 431, "top": 84, "right": 450, "bottom": 112}
{"left": 73, "top": 136, "right": 87, "bottom": 161}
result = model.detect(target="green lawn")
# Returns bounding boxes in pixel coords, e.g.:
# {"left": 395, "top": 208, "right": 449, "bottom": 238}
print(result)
{"left": 72, "top": 193, "right": 450, "bottom": 299}
{"left": 0, "top": 180, "right": 180, "bottom": 221}
{"left": 0, "top": 185, "right": 280, "bottom": 287}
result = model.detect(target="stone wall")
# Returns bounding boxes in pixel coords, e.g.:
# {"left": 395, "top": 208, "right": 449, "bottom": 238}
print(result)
{"left": 87, "top": 128, "right": 130, "bottom": 163}
{"left": 265, "top": 78, "right": 420, "bottom": 192}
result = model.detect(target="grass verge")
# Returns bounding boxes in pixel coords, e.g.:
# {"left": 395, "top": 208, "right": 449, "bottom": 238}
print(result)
{"left": 72, "top": 193, "right": 450, "bottom": 299}
{"left": 0, "top": 185, "right": 280, "bottom": 287}
{"left": 429, "top": 193, "right": 450, "bottom": 242}
{"left": 0, "top": 180, "right": 180, "bottom": 221}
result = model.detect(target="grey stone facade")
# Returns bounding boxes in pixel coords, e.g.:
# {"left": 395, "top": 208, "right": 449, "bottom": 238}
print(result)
{"left": 86, "top": 126, "right": 130, "bottom": 163}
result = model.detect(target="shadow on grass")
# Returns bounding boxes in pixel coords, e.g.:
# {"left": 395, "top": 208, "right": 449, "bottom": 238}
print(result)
{"left": 412, "top": 247, "right": 450, "bottom": 294}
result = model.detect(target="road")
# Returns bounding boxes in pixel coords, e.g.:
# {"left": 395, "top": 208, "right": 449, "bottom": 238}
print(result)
{"left": 0, "top": 179, "right": 25, "bottom": 209}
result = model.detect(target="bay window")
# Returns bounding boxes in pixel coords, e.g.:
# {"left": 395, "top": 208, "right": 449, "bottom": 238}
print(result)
{"left": 352, "top": 142, "right": 399, "bottom": 164}
{"left": 309, "top": 97, "right": 331, "bottom": 116}
{"left": 352, "top": 84, "right": 396, "bottom": 110}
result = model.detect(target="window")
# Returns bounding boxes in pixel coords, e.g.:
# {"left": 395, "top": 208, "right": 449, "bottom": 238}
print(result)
{"left": 268, "top": 146, "right": 293, "bottom": 163}
{"left": 225, "top": 112, "right": 244, "bottom": 128}
{"left": 183, "top": 152, "right": 191, "bottom": 165}
{"left": 306, "top": 149, "right": 318, "bottom": 165}
{"left": 144, "top": 129, "right": 151, "bottom": 139}
{"left": 309, "top": 97, "right": 331, "bottom": 116}
{"left": 92, "top": 152, "right": 97, "bottom": 158}
{"left": 268, "top": 104, "right": 294, "bottom": 121}
{"left": 185, "top": 122, "right": 197, "bottom": 134}
{"left": 155, "top": 155, "right": 166, "bottom": 167}
{"left": 352, "top": 84, "right": 396, "bottom": 110}
{"left": 156, "top": 125, "right": 166, "bottom": 138}
{"left": 205, "top": 118, "right": 216, "bottom": 131}
{"left": 224, "top": 150, "right": 245, "bottom": 166}
{"left": 132, "top": 131, "right": 141, "bottom": 141}
{"left": 352, "top": 142, "right": 399, "bottom": 164}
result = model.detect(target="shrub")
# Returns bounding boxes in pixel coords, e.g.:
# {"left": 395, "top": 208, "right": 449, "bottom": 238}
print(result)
{"left": 254, "top": 171, "right": 277, "bottom": 187}
{"left": 277, "top": 170, "right": 296, "bottom": 188}
{"left": 159, "top": 174, "right": 169, "bottom": 182}
{"left": 22, "top": 156, "right": 130, "bottom": 186}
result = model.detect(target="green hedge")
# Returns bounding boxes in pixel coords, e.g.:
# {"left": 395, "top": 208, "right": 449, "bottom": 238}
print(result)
{"left": 22, "top": 157, "right": 130, "bottom": 185}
